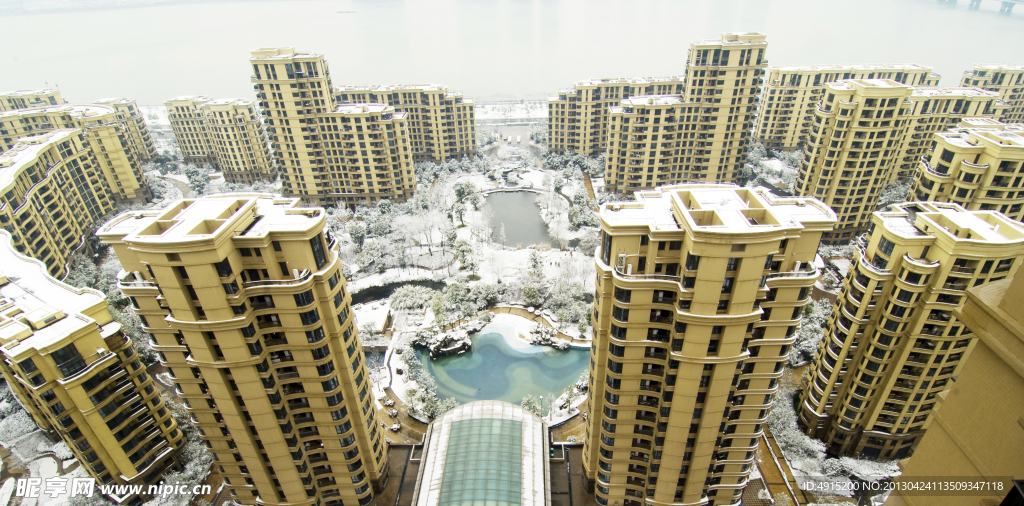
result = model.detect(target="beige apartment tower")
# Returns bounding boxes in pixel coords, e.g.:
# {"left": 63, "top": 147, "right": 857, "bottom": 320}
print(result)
{"left": 0, "top": 88, "right": 64, "bottom": 111}
{"left": 603, "top": 96, "right": 698, "bottom": 194}
{"left": 585, "top": 184, "right": 836, "bottom": 506}
{"left": 93, "top": 98, "right": 158, "bottom": 162}
{"left": 0, "top": 229, "right": 182, "bottom": 503}
{"left": 798, "top": 202, "right": 1024, "bottom": 460}
{"left": 249, "top": 48, "right": 418, "bottom": 207}
{"left": 911, "top": 118, "right": 1024, "bottom": 221}
{"left": 890, "top": 87, "right": 1004, "bottom": 181}
{"left": 757, "top": 64, "right": 939, "bottom": 151}
{"left": 0, "top": 103, "right": 153, "bottom": 202}
{"left": 98, "top": 194, "right": 387, "bottom": 506}
{"left": 961, "top": 64, "right": 1024, "bottom": 124}
{"left": 0, "top": 129, "right": 115, "bottom": 278}
{"left": 679, "top": 33, "right": 767, "bottom": 183}
{"left": 548, "top": 32, "right": 765, "bottom": 184}
{"left": 794, "top": 79, "right": 915, "bottom": 244}
{"left": 549, "top": 77, "right": 686, "bottom": 157}
{"left": 335, "top": 84, "right": 477, "bottom": 163}
{"left": 884, "top": 271, "right": 1024, "bottom": 506}
{"left": 165, "top": 96, "right": 275, "bottom": 184}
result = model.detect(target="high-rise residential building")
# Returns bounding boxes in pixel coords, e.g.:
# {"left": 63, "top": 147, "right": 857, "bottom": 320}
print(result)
{"left": 548, "top": 31, "right": 766, "bottom": 185}
{"left": 98, "top": 194, "right": 387, "bottom": 506}
{"left": 0, "top": 88, "right": 64, "bottom": 111}
{"left": 793, "top": 79, "right": 915, "bottom": 244}
{"left": 884, "top": 270, "right": 1024, "bottom": 506}
{"left": 757, "top": 64, "right": 939, "bottom": 151}
{"left": 249, "top": 47, "right": 418, "bottom": 207}
{"left": 679, "top": 32, "right": 767, "bottom": 184}
{"left": 603, "top": 96, "right": 698, "bottom": 194}
{"left": 911, "top": 118, "right": 1024, "bottom": 221}
{"left": 960, "top": 64, "right": 1024, "bottom": 123}
{"left": 0, "top": 229, "right": 182, "bottom": 503}
{"left": 93, "top": 98, "right": 158, "bottom": 162}
{"left": 164, "top": 96, "right": 275, "bottom": 184}
{"left": 797, "top": 202, "right": 1024, "bottom": 460}
{"left": 0, "top": 129, "right": 115, "bottom": 278}
{"left": 585, "top": 184, "right": 836, "bottom": 506}
{"left": 334, "top": 84, "right": 476, "bottom": 163}
{"left": 0, "top": 103, "right": 153, "bottom": 202}
{"left": 890, "top": 87, "right": 1005, "bottom": 181}
{"left": 548, "top": 77, "right": 686, "bottom": 157}
{"left": 165, "top": 96, "right": 216, "bottom": 166}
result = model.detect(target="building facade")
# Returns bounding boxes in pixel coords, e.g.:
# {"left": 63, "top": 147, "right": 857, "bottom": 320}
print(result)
{"left": 0, "top": 88, "right": 64, "bottom": 111}
{"left": 960, "top": 64, "right": 1024, "bottom": 124}
{"left": 757, "top": 64, "right": 939, "bottom": 151}
{"left": 548, "top": 31, "right": 766, "bottom": 185}
{"left": 890, "top": 88, "right": 1005, "bottom": 181}
{"left": 603, "top": 96, "right": 698, "bottom": 194}
{"left": 334, "top": 84, "right": 476, "bottom": 163}
{"left": 98, "top": 194, "right": 387, "bottom": 506}
{"left": 0, "top": 229, "right": 182, "bottom": 503}
{"left": 679, "top": 32, "right": 767, "bottom": 184}
{"left": 548, "top": 77, "right": 686, "bottom": 157}
{"left": 0, "top": 103, "right": 152, "bottom": 202}
{"left": 911, "top": 119, "right": 1024, "bottom": 222}
{"left": 793, "top": 79, "right": 916, "bottom": 244}
{"left": 884, "top": 271, "right": 1024, "bottom": 506}
{"left": 249, "top": 48, "right": 417, "bottom": 207}
{"left": 797, "top": 202, "right": 1024, "bottom": 460}
{"left": 93, "top": 98, "right": 158, "bottom": 162}
{"left": 585, "top": 184, "right": 836, "bottom": 506}
{"left": 165, "top": 96, "right": 275, "bottom": 184}
{"left": 0, "top": 129, "right": 115, "bottom": 278}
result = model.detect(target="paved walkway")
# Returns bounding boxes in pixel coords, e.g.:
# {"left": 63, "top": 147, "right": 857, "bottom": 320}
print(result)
{"left": 761, "top": 426, "right": 811, "bottom": 505}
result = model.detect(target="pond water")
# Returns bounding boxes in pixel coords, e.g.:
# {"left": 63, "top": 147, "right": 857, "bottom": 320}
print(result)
{"left": 486, "top": 191, "right": 551, "bottom": 247}
{"left": 414, "top": 321, "right": 589, "bottom": 405}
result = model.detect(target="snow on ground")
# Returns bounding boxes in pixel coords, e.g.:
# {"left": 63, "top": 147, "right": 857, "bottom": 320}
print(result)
{"left": 347, "top": 267, "right": 439, "bottom": 293}
{"left": 353, "top": 300, "right": 392, "bottom": 333}
{"left": 140, "top": 105, "right": 170, "bottom": 128}
{"left": 475, "top": 101, "right": 547, "bottom": 120}
{"left": 0, "top": 479, "right": 14, "bottom": 506}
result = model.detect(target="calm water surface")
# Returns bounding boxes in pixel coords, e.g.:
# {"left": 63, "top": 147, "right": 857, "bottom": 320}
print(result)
{"left": 486, "top": 191, "right": 551, "bottom": 247}
{"left": 3, "top": 0, "right": 1023, "bottom": 104}
{"left": 415, "top": 321, "right": 589, "bottom": 405}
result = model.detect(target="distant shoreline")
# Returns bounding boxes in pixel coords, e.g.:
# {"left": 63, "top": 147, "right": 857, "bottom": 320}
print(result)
{"left": 0, "top": 0, "right": 306, "bottom": 17}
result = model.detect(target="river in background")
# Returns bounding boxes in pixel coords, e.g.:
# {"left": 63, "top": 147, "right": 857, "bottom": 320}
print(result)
{"left": 1, "top": 0, "right": 1022, "bottom": 105}
{"left": 486, "top": 191, "right": 552, "bottom": 247}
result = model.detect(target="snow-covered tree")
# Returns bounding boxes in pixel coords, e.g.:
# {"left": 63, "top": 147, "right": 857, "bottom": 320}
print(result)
{"left": 790, "top": 299, "right": 833, "bottom": 366}
{"left": 183, "top": 165, "right": 208, "bottom": 196}
{"left": 877, "top": 179, "right": 914, "bottom": 210}
{"left": 521, "top": 395, "right": 542, "bottom": 416}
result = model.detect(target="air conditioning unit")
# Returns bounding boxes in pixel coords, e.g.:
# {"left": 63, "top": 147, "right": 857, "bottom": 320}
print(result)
{"left": 617, "top": 254, "right": 626, "bottom": 271}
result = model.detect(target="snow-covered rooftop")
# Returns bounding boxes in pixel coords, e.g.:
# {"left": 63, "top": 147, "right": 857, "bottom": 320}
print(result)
{"left": 910, "top": 87, "right": 1000, "bottom": 98}
{"left": 93, "top": 97, "right": 136, "bottom": 105}
{"left": 967, "top": 64, "right": 1024, "bottom": 72}
{"left": 0, "top": 129, "right": 79, "bottom": 188}
{"left": 771, "top": 63, "right": 932, "bottom": 72}
{"left": 98, "top": 194, "right": 323, "bottom": 244}
{"left": 692, "top": 32, "right": 766, "bottom": 47}
{"left": 165, "top": 95, "right": 212, "bottom": 105}
{"left": 882, "top": 202, "right": 1024, "bottom": 243}
{"left": 618, "top": 95, "right": 686, "bottom": 107}
{"left": 0, "top": 103, "right": 116, "bottom": 122}
{"left": 331, "top": 103, "right": 392, "bottom": 115}
{"left": 0, "top": 88, "right": 59, "bottom": 97}
{"left": 601, "top": 184, "right": 837, "bottom": 236}
{"left": 250, "top": 47, "right": 322, "bottom": 61}
{"left": 0, "top": 230, "right": 108, "bottom": 358}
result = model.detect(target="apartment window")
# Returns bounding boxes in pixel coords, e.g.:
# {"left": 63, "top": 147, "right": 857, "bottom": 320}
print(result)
{"left": 722, "top": 277, "right": 734, "bottom": 293}
{"left": 877, "top": 236, "right": 895, "bottom": 257}
{"left": 726, "top": 258, "right": 739, "bottom": 271}
{"left": 310, "top": 235, "right": 328, "bottom": 270}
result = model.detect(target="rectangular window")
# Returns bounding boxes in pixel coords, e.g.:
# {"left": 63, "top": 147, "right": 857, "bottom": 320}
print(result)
{"left": 310, "top": 235, "right": 328, "bottom": 270}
